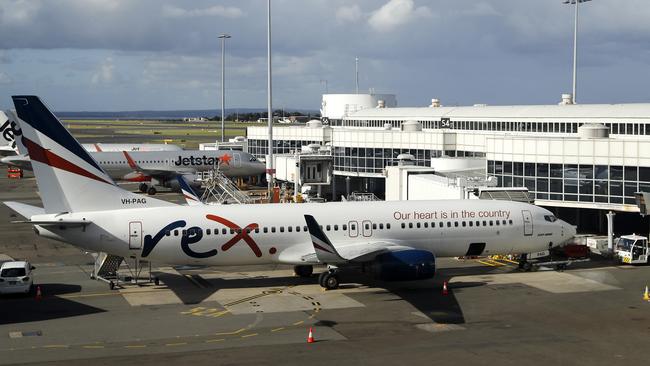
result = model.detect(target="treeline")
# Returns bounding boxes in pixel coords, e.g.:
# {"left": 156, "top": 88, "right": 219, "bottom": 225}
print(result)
{"left": 210, "top": 109, "right": 320, "bottom": 122}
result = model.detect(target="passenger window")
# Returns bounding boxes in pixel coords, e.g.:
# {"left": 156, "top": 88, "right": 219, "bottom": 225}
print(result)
{"left": 351, "top": 224, "right": 356, "bottom": 230}
{"left": 296, "top": 226, "right": 301, "bottom": 232}
{"left": 263, "top": 227, "right": 268, "bottom": 233}
{"left": 462, "top": 221, "right": 466, "bottom": 227}
{"left": 502, "top": 220, "right": 507, "bottom": 225}
{"left": 475, "top": 221, "right": 480, "bottom": 226}
{"left": 439, "top": 222, "right": 444, "bottom": 227}
{"left": 230, "top": 229, "right": 235, "bottom": 234}
{"left": 408, "top": 223, "right": 413, "bottom": 229}
{"left": 401, "top": 223, "right": 406, "bottom": 229}
{"left": 416, "top": 222, "right": 421, "bottom": 229}
{"left": 246, "top": 228, "right": 251, "bottom": 234}
{"left": 343, "top": 224, "right": 348, "bottom": 230}
{"left": 271, "top": 227, "right": 276, "bottom": 233}
{"left": 447, "top": 222, "right": 451, "bottom": 227}
{"left": 304, "top": 226, "right": 308, "bottom": 231}
{"left": 174, "top": 230, "right": 179, "bottom": 236}
{"left": 165, "top": 230, "right": 170, "bottom": 236}
{"left": 206, "top": 229, "right": 211, "bottom": 235}
{"left": 489, "top": 221, "right": 494, "bottom": 226}
{"left": 496, "top": 220, "right": 500, "bottom": 226}
{"left": 454, "top": 222, "right": 459, "bottom": 227}
{"left": 288, "top": 226, "right": 292, "bottom": 232}
{"left": 255, "top": 228, "right": 259, "bottom": 233}
{"left": 182, "top": 230, "right": 187, "bottom": 236}
{"left": 372, "top": 223, "right": 377, "bottom": 230}
{"left": 483, "top": 221, "right": 487, "bottom": 226}
{"left": 424, "top": 222, "right": 428, "bottom": 228}
{"left": 469, "top": 221, "right": 473, "bottom": 227}
{"left": 280, "top": 227, "right": 284, "bottom": 233}
{"left": 509, "top": 220, "right": 513, "bottom": 225}
{"left": 430, "top": 222, "right": 435, "bottom": 228}
{"left": 386, "top": 223, "right": 391, "bottom": 229}
{"left": 222, "top": 228, "right": 227, "bottom": 234}
{"left": 326, "top": 225, "right": 331, "bottom": 231}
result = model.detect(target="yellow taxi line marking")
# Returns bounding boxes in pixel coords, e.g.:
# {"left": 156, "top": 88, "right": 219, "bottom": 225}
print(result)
{"left": 125, "top": 345, "right": 146, "bottom": 349}
{"left": 205, "top": 338, "right": 225, "bottom": 343}
{"left": 165, "top": 342, "right": 187, "bottom": 347}
{"left": 293, "top": 320, "right": 304, "bottom": 326}
{"left": 501, "top": 258, "right": 520, "bottom": 264}
{"left": 42, "top": 345, "right": 68, "bottom": 349}
{"left": 271, "top": 327, "right": 285, "bottom": 332}
{"left": 477, "top": 260, "right": 499, "bottom": 267}
{"left": 82, "top": 345, "right": 105, "bottom": 349}
{"left": 214, "top": 328, "right": 246, "bottom": 336}
{"left": 241, "top": 333, "right": 258, "bottom": 338}
{"left": 208, "top": 310, "right": 230, "bottom": 318}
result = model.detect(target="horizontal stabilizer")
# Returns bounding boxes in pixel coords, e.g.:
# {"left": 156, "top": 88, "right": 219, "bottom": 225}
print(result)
{"left": 4, "top": 201, "right": 45, "bottom": 219}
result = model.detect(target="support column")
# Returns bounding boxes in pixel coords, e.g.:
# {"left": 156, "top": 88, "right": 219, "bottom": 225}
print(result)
{"left": 607, "top": 210, "right": 615, "bottom": 252}
{"left": 345, "top": 176, "right": 351, "bottom": 198}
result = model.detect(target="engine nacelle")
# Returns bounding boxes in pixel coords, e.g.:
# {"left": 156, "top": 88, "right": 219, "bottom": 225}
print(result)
{"left": 371, "top": 250, "right": 436, "bottom": 281}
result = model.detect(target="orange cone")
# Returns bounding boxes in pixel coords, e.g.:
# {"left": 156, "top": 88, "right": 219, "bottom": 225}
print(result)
{"left": 307, "top": 327, "right": 315, "bottom": 343}
{"left": 35, "top": 285, "right": 42, "bottom": 301}
{"left": 442, "top": 281, "right": 449, "bottom": 296}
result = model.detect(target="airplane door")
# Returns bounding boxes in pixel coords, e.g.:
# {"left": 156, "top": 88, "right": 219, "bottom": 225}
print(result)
{"left": 362, "top": 220, "right": 372, "bottom": 237}
{"left": 521, "top": 210, "right": 533, "bottom": 236}
{"left": 129, "top": 221, "right": 142, "bottom": 249}
{"left": 348, "top": 221, "right": 359, "bottom": 238}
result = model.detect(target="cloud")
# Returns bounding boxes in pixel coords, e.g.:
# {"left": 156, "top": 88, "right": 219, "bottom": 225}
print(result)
{"left": 0, "top": 0, "right": 40, "bottom": 25}
{"left": 161, "top": 4, "right": 243, "bottom": 18}
{"left": 368, "top": 0, "right": 432, "bottom": 32}
{"left": 91, "top": 57, "right": 114, "bottom": 84}
{"left": 336, "top": 5, "right": 362, "bottom": 23}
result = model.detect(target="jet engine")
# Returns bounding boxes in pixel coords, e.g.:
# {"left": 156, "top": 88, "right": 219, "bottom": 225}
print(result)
{"left": 370, "top": 250, "right": 436, "bottom": 281}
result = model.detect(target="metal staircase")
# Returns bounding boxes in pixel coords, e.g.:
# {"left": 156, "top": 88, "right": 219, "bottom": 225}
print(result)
{"left": 200, "top": 166, "right": 253, "bottom": 204}
{"left": 92, "top": 252, "right": 123, "bottom": 282}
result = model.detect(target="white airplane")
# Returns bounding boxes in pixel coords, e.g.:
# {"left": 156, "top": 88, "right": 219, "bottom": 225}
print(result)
{"left": 1, "top": 110, "right": 181, "bottom": 156}
{"left": 4, "top": 96, "right": 576, "bottom": 289}
{"left": 2, "top": 110, "right": 266, "bottom": 195}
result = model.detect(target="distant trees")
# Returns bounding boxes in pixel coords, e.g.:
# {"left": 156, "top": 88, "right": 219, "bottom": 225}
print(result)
{"left": 210, "top": 109, "right": 319, "bottom": 122}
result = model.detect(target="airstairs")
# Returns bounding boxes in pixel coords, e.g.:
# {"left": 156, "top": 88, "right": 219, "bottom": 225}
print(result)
{"left": 90, "top": 252, "right": 157, "bottom": 289}
{"left": 200, "top": 166, "right": 253, "bottom": 204}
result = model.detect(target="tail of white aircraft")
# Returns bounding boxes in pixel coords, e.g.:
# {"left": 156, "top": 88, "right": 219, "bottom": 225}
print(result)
{"left": 11, "top": 95, "right": 175, "bottom": 213}
{"left": 0, "top": 110, "right": 21, "bottom": 154}
{"left": 177, "top": 174, "right": 203, "bottom": 206}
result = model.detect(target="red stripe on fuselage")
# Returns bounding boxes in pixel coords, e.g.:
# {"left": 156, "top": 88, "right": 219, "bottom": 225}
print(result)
{"left": 23, "top": 137, "right": 113, "bottom": 185}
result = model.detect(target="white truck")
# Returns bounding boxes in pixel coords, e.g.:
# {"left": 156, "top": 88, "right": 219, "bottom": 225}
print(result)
{"left": 615, "top": 234, "right": 649, "bottom": 264}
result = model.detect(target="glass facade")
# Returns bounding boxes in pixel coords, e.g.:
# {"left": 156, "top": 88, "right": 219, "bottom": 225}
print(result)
{"left": 489, "top": 160, "right": 650, "bottom": 205}
{"left": 333, "top": 147, "right": 442, "bottom": 174}
{"left": 342, "top": 119, "right": 650, "bottom": 136}
{"left": 248, "top": 139, "right": 320, "bottom": 158}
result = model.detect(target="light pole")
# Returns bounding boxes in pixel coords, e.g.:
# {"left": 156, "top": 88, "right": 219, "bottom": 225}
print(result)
{"left": 355, "top": 57, "right": 359, "bottom": 94}
{"left": 267, "top": 0, "right": 274, "bottom": 193}
{"left": 563, "top": 0, "right": 591, "bottom": 104}
{"left": 218, "top": 34, "right": 231, "bottom": 142}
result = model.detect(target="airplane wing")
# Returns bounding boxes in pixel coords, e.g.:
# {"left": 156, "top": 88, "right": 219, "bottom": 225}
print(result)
{"left": 303, "top": 214, "right": 415, "bottom": 264}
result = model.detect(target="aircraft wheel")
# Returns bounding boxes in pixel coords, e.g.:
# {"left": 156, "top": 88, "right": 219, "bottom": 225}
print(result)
{"left": 139, "top": 183, "right": 148, "bottom": 193}
{"left": 294, "top": 265, "right": 313, "bottom": 278}
{"left": 322, "top": 272, "right": 340, "bottom": 290}
{"left": 147, "top": 186, "right": 157, "bottom": 195}
{"left": 318, "top": 271, "right": 328, "bottom": 287}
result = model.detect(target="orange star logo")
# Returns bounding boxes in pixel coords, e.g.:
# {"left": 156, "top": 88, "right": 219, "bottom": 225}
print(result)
{"left": 219, "top": 153, "right": 232, "bottom": 165}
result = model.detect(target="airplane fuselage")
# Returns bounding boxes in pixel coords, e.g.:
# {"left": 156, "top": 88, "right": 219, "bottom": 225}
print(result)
{"left": 33, "top": 200, "right": 573, "bottom": 266}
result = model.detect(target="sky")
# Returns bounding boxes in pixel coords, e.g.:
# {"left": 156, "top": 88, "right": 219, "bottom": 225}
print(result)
{"left": 0, "top": 0, "right": 649, "bottom": 111}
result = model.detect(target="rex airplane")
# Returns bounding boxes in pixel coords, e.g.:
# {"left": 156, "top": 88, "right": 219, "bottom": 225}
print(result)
{"left": 4, "top": 96, "right": 576, "bottom": 289}
{"left": 2, "top": 110, "right": 265, "bottom": 195}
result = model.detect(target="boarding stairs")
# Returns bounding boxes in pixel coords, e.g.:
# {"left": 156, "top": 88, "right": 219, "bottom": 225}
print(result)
{"left": 200, "top": 165, "right": 253, "bottom": 204}
{"left": 90, "top": 252, "right": 157, "bottom": 289}
{"left": 91, "top": 252, "right": 123, "bottom": 282}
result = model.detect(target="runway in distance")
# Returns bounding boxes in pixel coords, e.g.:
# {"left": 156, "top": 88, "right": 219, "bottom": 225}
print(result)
{"left": 1, "top": 110, "right": 265, "bottom": 194}
{"left": 4, "top": 96, "right": 576, "bottom": 289}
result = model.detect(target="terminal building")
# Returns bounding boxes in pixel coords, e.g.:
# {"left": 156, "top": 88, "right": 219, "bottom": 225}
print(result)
{"left": 245, "top": 93, "right": 650, "bottom": 235}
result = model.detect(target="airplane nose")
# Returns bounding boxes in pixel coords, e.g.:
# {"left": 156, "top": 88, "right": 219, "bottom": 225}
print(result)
{"left": 559, "top": 220, "right": 577, "bottom": 244}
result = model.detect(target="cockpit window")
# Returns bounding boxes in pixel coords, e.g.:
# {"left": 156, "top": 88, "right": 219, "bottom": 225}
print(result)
{"left": 544, "top": 215, "right": 557, "bottom": 222}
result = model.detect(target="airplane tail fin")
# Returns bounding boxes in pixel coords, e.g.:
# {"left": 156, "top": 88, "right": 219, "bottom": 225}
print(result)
{"left": 0, "top": 110, "right": 22, "bottom": 154}
{"left": 11, "top": 95, "right": 175, "bottom": 213}
{"left": 177, "top": 174, "right": 203, "bottom": 206}
{"left": 304, "top": 215, "right": 347, "bottom": 264}
{"left": 4, "top": 110, "right": 27, "bottom": 155}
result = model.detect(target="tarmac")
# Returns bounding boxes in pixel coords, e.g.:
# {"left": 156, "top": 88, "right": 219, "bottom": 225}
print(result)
{"left": 1, "top": 172, "right": 650, "bottom": 365}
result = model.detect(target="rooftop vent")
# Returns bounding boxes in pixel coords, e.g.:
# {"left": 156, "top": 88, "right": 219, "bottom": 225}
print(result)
{"left": 306, "top": 119, "right": 323, "bottom": 128}
{"left": 559, "top": 93, "right": 574, "bottom": 105}
{"left": 377, "top": 100, "right": 385, "bottom": 108}
{"left": 430, "top": 98, "right": 441, "bottom": 108}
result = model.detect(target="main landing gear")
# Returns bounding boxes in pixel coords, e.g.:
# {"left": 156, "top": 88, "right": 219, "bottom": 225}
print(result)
{"left": 318, "top": 267, "right": 340, "bottom": 290}
{"left": 138, "top": 183, "right": 157, "bottom": 196}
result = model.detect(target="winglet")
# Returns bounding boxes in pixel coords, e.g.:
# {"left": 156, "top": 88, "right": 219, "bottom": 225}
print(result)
{"left": 304, "top": 215, "right": 346, "bottom": 264}
{"left": 177, "top": 175, "right": 203, "bottom": 206}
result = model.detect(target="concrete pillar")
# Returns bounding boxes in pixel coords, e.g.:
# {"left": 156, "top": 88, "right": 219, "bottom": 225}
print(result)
{"left": 607, "top": 211, "right": 615, "bottom": 252}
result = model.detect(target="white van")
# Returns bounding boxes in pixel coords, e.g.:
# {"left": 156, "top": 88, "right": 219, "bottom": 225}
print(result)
{"left": 0, "top": 261, "right": 35, "bottom": 295}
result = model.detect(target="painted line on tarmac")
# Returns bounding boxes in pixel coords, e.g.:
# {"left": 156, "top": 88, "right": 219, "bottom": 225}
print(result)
{"left": 165, "top": 342, "right": 187, "bottom": 347}
{"left": 241, "top": 333, "right": 258, "bottom": 338}
{"left": 271, "top": 327, "right": 285, "bottom": 332}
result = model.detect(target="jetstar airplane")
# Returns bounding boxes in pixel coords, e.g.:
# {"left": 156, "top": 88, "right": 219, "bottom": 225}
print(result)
{"left": 1, "top": 110, "right": 265, "bottom": 195}
{"left": 4, "top": 96, "right": 576, "bottom": 289}
{"left": 1, "top": 110, "right": 181, "bottom": 156}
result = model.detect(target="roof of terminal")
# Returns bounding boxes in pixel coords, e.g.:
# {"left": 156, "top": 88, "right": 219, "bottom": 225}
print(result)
{"left": 346, "top": 103, "right": 650, "bottom": 120}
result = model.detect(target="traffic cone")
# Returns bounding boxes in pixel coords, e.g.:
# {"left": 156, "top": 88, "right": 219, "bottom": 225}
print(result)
{"left": 35, "top": 285, "right": 42, "bottom": 301}
{"left": 307, "top": 327, "right": 315, "bottom": 343}
{"left": 643, "top": 286, "right": 650, "bottom": 301}
{"left": 442, "top": 281, "right": 449, "bottom": 296}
